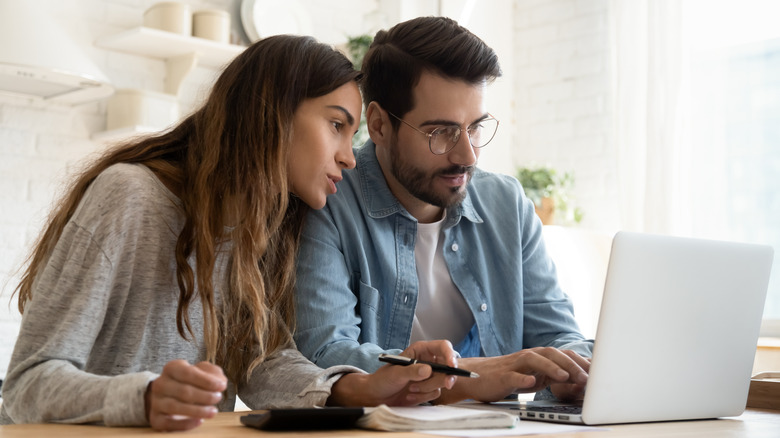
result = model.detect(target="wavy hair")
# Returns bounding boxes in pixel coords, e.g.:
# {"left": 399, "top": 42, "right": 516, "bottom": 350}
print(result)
{"left": 12, "top": 35, "right": 361, "bottom": 385}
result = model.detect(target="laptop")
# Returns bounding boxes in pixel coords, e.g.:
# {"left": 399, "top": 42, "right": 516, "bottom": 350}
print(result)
{"left": 503, "top": 231, "right": 774, "bottom": 425}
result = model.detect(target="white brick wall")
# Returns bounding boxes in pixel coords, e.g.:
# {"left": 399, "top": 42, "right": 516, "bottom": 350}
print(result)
{"left": 513, "top": 0, "right": 617, "bottom": 232}
{"left": 0, "top": 0, "right": 618, "bottom": 380}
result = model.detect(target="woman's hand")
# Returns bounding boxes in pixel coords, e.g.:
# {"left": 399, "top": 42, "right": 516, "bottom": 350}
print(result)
{"left": 328, "top": 340, "right": 458, "bottom": 406}
{"left": 145, "top": 360, "right": 228, "bottom": 431}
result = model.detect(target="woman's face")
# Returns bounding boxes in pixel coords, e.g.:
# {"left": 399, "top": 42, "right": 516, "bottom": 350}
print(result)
{"left": 288, "top": 81, "right": 361, "bottom": 209}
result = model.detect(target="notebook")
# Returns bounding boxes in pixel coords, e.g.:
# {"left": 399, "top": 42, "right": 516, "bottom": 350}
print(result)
{"left": 240, "top": 404, "right": 517, "bottom": 431}
{"left": 503, "top": 231, "right": 774, "bottom": 425}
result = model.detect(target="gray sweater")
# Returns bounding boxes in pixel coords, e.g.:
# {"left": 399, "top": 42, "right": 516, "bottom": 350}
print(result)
{"left": 0, "top": 163, "right": 359, "bottom": 426}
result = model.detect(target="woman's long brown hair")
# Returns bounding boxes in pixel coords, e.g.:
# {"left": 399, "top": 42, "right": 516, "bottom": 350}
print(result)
{"left": 12, "top": 35, "right": 361, "bottom": 386}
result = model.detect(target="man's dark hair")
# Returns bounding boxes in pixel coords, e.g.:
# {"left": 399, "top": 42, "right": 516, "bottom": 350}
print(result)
{"left": 361, "top": 16, "right": 502, "bottom": 128}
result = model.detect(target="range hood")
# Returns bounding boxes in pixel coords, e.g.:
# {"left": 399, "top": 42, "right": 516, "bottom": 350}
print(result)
{"left": 0, "top": 1, "right": 113, "bottom": 105}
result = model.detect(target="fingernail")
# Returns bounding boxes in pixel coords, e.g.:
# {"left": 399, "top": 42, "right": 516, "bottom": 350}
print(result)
{"left": 557, "top": 369, "right": 569, "bottom": 379}
{"left": 447, "top": 376, "right": 456, "bottom": 389}
{"left": 409, "top": 385, "right": 420, "bottom": 393}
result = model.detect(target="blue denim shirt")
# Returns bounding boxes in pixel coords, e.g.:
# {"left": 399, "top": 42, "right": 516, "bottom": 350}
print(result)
{"left": 294, "top": 141, "right": 592, "bottom": 372}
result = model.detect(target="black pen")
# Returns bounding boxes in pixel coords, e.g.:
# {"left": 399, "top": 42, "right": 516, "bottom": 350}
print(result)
{"left": 378, "top": 353, "right": 480, "bottom": 378}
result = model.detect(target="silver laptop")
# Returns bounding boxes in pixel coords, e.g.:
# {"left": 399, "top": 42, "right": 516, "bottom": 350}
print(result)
{"left": 505, "top": 231, "right": 774, "bottom": 425}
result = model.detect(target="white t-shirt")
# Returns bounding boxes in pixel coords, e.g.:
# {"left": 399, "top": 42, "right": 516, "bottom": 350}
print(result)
{"left": 410, "top": 214, "right": 475, "bottom": 346}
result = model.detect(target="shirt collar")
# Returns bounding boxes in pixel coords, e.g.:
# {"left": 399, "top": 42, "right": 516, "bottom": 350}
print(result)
{"left": 356, "top": 140, "right": 483, "bottom": 226}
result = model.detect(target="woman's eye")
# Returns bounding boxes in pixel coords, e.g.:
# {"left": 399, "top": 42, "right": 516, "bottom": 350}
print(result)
{"left": 332, "top": 121, "right": 344, "bottom": 131}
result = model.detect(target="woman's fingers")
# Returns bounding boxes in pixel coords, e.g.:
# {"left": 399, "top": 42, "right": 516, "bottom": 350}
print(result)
{"left": 152, "top": 376, "right": 223, "bottom": 408}
{"left": 147, "top": 360, "right": 227, "bottom": 431}
{"left": 151, "top": 392, "right": 219, "bottom": 419}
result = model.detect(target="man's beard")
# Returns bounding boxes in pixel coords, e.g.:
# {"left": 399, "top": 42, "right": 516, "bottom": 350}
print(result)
{"left": 388, "top": 136, "right": 474, "bottom": 209}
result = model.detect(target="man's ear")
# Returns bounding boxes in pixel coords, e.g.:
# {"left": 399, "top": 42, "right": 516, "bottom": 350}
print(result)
{"left": 366, "top": 101, "right": 390, "bottom": 146}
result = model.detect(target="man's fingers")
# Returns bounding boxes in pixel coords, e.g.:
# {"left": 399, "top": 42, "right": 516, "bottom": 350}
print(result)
{"left": 502, "top": 372, "right": 537, "bottom": 390}
{"left": 407, "top": 370, "right": 457, "bottom": 393}
{"left": 404, "top": 340, "right": 458, "bottom": 367}
{"left": 555, "top": 351, "right": 589, "bottom": 384}
{"left": 515, "top": 348, "right": 588, "bottom": 384}
{"left": 562, "top": 350, "right": 592, "bottom": 372}
{"left": 381, "top": 362, "right": 437, "bottom": 385}
{"left": 551, "top": 381, "right": 587, "bottom": 401}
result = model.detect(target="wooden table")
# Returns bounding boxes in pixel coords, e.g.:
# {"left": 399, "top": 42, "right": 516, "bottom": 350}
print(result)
{"left": 1, "top": 408, "right": 779, "bottom": 437}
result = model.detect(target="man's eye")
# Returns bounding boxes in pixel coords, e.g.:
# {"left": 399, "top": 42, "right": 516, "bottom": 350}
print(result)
{"left": 432, "top": 126, "right": 455, "bottom": 136}
{"left": 433, "top": 126, "right": 460, "bottom": 140}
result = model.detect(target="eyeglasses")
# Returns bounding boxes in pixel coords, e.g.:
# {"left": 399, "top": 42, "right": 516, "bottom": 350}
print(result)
{"left": 387, "top": 111, "right": 499, "bottom": 155}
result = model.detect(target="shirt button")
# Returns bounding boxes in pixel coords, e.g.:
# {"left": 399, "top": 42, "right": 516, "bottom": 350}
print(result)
{"left": 403, "top": 295, "right": 409, "bottom": 304}
{"left": 480, "top": 303, "right": 488, "bottom": 311}
{"left": 451, "top": 243, "right": 459, "bottom": 251}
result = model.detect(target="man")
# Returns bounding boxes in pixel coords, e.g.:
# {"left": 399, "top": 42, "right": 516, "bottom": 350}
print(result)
{"left": 294, "top": 16, "right": 592, "bottom": 404}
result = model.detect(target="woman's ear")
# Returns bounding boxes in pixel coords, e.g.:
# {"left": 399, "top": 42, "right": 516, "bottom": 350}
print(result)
{"left": 366, "top": 102, "right": 390, "bottom": 146}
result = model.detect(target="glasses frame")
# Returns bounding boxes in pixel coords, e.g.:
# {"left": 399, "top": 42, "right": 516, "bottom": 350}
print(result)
{"left": 387, "top": 111, "right": 500, "bottom": 155}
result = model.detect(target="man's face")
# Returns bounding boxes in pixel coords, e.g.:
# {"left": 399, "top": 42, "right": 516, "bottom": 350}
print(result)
{"left": 378, "top": 71, "right": 489, "bottom": 221}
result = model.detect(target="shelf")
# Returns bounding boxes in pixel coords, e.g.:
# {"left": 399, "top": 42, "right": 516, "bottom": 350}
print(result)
{"left": 95, "top": 26, "right": 245, "bottom": 96}
{"left": 92, "top": 27, "right": 245, "bottom": 139}
{"left": 95, "top": 26, "right": 244, "bottom": 68}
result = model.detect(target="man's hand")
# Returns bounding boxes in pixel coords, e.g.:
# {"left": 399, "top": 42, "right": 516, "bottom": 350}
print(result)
{"left": 328, "top": 340, "right": 458, "bottom": 406}
{"left": 145, "top": 360, "right": 228, "bottom": 431}
{"left": 437, "top": 347, "right": 590, "bottom": 404}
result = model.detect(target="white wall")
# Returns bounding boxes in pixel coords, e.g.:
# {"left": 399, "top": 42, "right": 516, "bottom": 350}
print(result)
{"left": 0, "top": 0, "right": 617, "bottom": 379}
{"left": 510, "top": 0, "right": 615, "bottom": 232}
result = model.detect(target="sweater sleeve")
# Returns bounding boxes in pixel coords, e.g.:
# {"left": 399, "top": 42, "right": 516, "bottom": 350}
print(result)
{"left": 237, "top": 348, "right": 364, "bottom": 409}
{"left": 0, "top": 164, "right": 186, "bottom": 427}
{"left": 1, "top": 220, "right": 157, "bottom": 426}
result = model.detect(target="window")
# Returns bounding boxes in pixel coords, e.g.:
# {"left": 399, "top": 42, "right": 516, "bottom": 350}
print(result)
{"left": 684, "top": 0, "right": 780, "bottom": 333}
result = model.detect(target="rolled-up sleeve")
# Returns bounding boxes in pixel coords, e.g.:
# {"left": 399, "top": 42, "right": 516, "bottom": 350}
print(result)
{"left": 238, "top": 348, "right": 364, "bottom": 409}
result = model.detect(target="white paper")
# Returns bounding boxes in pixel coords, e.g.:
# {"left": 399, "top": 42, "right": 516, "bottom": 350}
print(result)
{"left": 364, "top": 405, "right": 509, "bottom": 421}
{"left": 418, "top": 420, "right": 607, "bottom": 437}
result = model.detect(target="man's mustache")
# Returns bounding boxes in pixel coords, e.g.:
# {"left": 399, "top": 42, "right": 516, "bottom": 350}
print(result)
{"left": 436, "top": 165, "right": 474, "bottom": 177}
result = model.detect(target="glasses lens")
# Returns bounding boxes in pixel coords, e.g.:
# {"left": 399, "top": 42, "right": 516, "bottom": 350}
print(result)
{"left": 427, "top": 118, "right": 499, "bottom": 154}
{"left": 430, "top": 126, "right": 461, "bottom": 154}
{"left": 468, "top": 118, "right": 499, "bottom": 148}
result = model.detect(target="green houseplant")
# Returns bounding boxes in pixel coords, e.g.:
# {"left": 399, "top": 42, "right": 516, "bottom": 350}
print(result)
{"left": 346, "top": 34, "right": 373, "bottom": 69}
{"left": 345, "top": 34, "right": 373, "bottom": 147}
{"left": 515, "top": 166, "right": 583, "bottom": 225}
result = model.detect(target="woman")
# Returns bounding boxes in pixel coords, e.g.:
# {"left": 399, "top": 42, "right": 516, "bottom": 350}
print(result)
{"left": 0, "top": 35, "right": 458, "bottom": 431}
